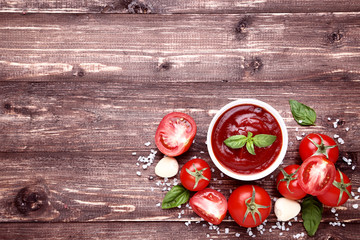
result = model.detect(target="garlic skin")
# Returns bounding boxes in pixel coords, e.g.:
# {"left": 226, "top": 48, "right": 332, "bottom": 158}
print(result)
{"left": 155, "top": 157, "right": 179, "bottom": 178}
{"left": 274, "top": 197, "right": 301, "bottom": 221}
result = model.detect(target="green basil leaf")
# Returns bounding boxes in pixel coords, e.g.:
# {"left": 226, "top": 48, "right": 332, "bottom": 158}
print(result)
{"left": 301, "top": 196, "right": 323, "bottom": 236}
{"left": 162, "top": 185, "right": 190, "bottom": 209}
{"left": 289, "top": 99, "right": 316, "bottom": 126}
{"left": 246, "top": 140, "right": 255, "bottom": 155}
{"left": 224, "top": 135, "right": 247, "bottom": 149}
{"left": 253, "top": 134, "right": 277, "bottom": 148}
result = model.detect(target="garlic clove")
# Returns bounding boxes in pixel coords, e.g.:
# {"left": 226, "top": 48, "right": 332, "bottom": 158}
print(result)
{"left": 274, "top": 197, "right": 301, "bottom": 221}
{"left": 155, "top": 156, "right": 179, "bottom": 178}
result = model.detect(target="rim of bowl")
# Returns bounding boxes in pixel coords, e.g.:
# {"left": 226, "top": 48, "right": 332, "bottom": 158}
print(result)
{"left": 207, "top": 98, "right": 288, "bottom": 181}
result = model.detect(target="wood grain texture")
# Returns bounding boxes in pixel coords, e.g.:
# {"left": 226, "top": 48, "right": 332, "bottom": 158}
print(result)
{"left": 0, "top": 81, "right": 359, "bottom": 152}
{"left": 0, "top": 222, "right": 359, "bottom": 240}
{"left": 1, "top": 0, "right": 360, "bottom": 14}
{"left": 1, "top": 1, "right": 360, "bottom": 239}
{"left": 0, "top": 13, "right": 359, "bottom": 83}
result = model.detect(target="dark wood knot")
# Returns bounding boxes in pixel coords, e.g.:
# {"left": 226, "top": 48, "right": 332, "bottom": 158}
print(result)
{"left": 327, "top": 30, "right": 343, "bottom": 44}
{"left": 157, "top": 62, "right": 171, "bottom": 71}
{"left": 235, "top": 17, "right": 250, "bottom": 40}
{"left": 128, "top": 1, "right": 152, "bottom": 14}
{"left": 14, "top": 186, "right": 48, "bottom": 215}
{"left": 248, "top": 57, "right": 263, "bottom": 74}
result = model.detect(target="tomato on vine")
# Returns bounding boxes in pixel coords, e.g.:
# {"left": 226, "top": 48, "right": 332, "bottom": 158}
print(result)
{"left": 299, "top": 133, "right": 339, "bottom": 163}
{"left": 317, "top": 169, "right": 352, "bottom": 207}
{"left": 276, "top": 165, "right": 307, "bottom": 200}
{"left": 180, "top": 158, "right": 211, "bottom": 191}
{"left": 228, "top": 185, "right": 271, "bottom": 228}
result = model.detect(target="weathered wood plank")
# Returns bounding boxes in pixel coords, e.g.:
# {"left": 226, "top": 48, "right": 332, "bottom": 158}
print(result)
{"left": 1, "top": 0, "right": 360, "bottom": 14}
{"left": 0, "top": 81, "right": 359, "bottom": 152}
{"left": 0, "top": 151, "right": 358, "bottom": 222}
{"left": 0, "top": 215, "right": 359, "bottom": 239}
{"left": 0, "top": 13, "right": 360, "bottom": 82}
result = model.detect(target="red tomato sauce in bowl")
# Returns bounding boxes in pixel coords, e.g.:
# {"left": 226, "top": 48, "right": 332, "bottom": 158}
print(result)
{"left": 211, "top": 104, "right": 283, "bottom": 175}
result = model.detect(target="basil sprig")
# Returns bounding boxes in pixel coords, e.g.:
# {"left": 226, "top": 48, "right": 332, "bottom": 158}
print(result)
{"left": 161, "top": 185, "right": 190, "bottom": 209}
{"left": 301, "top": 196, "right": 323, "bottom": 236}
{"left": 224, "top": 132, "right": 276, "bottom": 155}
{"left": 289, "top": 99, "right": 316, "bottom": 126}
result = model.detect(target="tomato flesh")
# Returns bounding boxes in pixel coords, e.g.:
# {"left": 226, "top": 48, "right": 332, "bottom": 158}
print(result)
{"left": 298, "top": 156, "right": 336, "bottom": 196}
{"left": 155, "top": 112, "right": 196, "bottom": 157}
{"left": 189, "top": 188, "right": 227, "bottom": 225}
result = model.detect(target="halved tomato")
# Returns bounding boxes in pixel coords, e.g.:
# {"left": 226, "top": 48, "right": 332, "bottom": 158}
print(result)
{"left": 298, "top": 156, "right": 336, "bottom": 196}
{"left": 155, "top": 112, "right": 197, "bottom": 157}
{"left": 189, "top": 188, "right": 227, "bottom": 225}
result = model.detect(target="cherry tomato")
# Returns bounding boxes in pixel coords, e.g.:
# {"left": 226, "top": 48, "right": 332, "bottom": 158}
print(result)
{"left": 317, "top": 169, "right": 352, "bottom": 207}
{"left": 228, "top": 185, "right": 271, "bottom": 228}
{"left": 298, "top": 155, "right": 336, "bottom": 196}
{"left": 189, "top": 188, "right": 227, "bottom": 225}
{"left": 299, "top": 133, "right": 339, "bottom": 163}
{"left": 180, "top": 158, "right": 211, "bottom": 191}
{"left": 276, "top": 165, "right": 307, "bottom": 200}
{"left": 155, "top": 112, "right": 197, "bottom": 157}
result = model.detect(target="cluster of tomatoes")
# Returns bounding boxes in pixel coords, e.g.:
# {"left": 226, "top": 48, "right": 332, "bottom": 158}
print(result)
{"left": 154, "top": 112, "right": 352, "bottom": 229}
{"left": 155, "top": 112, "right": 273, "bottom": 228}
{"left": 277, "top": 133, "right": 352, "bottom": 207}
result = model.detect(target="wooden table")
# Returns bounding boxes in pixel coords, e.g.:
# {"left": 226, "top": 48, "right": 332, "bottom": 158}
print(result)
{"left": 0, "top": 1, "right": 359, "bottom": 239}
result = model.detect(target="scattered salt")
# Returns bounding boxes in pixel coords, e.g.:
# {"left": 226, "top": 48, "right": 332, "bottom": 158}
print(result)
{"left": 338, "top": 138, "right": 345, "bottom": 144}
{"left": 353, "top": 204, "right": 359, "bottom": 209}
{"left": 144, "top": 142, "right": 151, "bottom": 146}
{"left": 346, "top": 127, "right": 350, "bottom": 131}
{"left": 358, "top": 187, "right": 360, "bottom": 193}
{"left": 225, "top": 228, "right": 230, "bottom": 234}
{"left": 298, "top": 120, "right": 303, "bottom": 123}
{"left": 352, "top": 166, "right": 356, "bottom": 170}
{"left": 235, "top": 233, "right": 240, "bottom": 237}
{"left": 132, "top": 152, "right": 137, "bottom": 156}
{"left": 296, "top": 136, "right": 303, "bottom": 141}
{"left": 331, "top": 207, "right": 337, "bottom": 213}
{"left": 334, "top": 134, "right": 339, "bottom": 139}
{"left": 328, "top": 117, "right": 332, "bottom": 121}
{"left": 136, "top": 171, "right": 142, "bottom": 176}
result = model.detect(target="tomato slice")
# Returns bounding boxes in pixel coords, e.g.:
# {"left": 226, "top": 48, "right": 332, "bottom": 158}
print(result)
{"left": 155, "top": 112, "right": 197, "bottom": 157}
{"left": 298, "top": 156, "right": 336, "bottom": 196}
{"left": 189, "top": 188, "right": 227, "bottom": 225}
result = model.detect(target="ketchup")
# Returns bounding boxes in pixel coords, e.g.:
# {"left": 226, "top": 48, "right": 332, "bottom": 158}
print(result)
{"left": 211, "top": 104, "right": 282, "bottom": 174}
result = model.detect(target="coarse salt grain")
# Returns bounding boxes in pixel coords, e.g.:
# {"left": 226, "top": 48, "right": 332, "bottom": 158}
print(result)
{"left": 346, "top": 127, "right": 350, "bottom": 131}
{"left": 225, "top": 228, "right": 230, "bottom": 234}
{"left": 334, "top": 134, "right": 339, "bottom": 139}
{"left": 136, "top": 171, "right": 141, "bottom": 176}
{"left": 338, "top": 138, "right": 345, "bottom": 144}
{"left": 358, "top": 187, "right": 360, "bottom": 193}
{"left": 144, "top": 142, "right": 151, "bottom": 146}
{"left": 132, "top": 152, "right": 137, "bottom": 156}
{"left": 353, "top": 204, "right": 359, "bottom": 209}
{"left": 235, "top": 233, "right": 240, "bottom": 237}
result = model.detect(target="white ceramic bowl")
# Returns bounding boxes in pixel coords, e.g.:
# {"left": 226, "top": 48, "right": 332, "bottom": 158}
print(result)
{"left": 207, "top": 99, "right": 288, "bottom": 181}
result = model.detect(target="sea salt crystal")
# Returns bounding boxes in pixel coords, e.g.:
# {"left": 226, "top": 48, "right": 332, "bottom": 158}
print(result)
{"left": 346, "top": 127, "right": 350, "bottom": 131}
{"left": 225, "top": 228, "right": 230, "bottom": 234}
{"left": 298, "top": 120, "right": 303, "bottom": 124}
{"left": 295, "top": 127, "right": 298, "bottom": 131}
{"left": 331, "top": 208, "right": 337, "bottom": 213}
{"left": 353, "top": 204, "right": 359, "bottom": 209}
{"left": 144, "top": 142, "right": 151, "bottom": 146}
{"left": 352, "top": 166, "right": 356, "bottom": 170}
{"left": 357, "top": 187, "right": 360, "bottom": 193}
{"left": 328, "top": 117, "right": 332, "bottom": 121}
{"left": 235, "top": 233, "right": 240, "bottom": 237}
{"left": 338, "top": 138, "right": 345, "bottom": 144}
{"left": 136, "top": 171, "right": 142, "bottom": 176}
{"left": 334, "top": 134, "right": 339, "bottom": 139}
{"left": 132, "top": 152, "right": 137, "bottom": 156}
{"left": 296, "top": 136, "right": 303, "bottom": 141}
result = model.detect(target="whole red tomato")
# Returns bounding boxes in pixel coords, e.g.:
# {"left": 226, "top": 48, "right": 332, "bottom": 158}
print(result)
{"left": 189, "top": 188, "right": 227, "bottom": 225}
{"left": 180, "top": 158, "right": 211, "bottom": 191}
{"left": 228, "top": 185, "right": 271, "bottom": 228}
{"left": 299, "top": 133, "right": 339, "bottom": 163}
{"left": 276, "top": 165, "right": 307, "bottom": 200}
{"left": 155, "top": 112, "right": 197, "bottom": 157}
{"left": 317, "top": 169, "right": 352, "bottom": 207}
{"left": 298, "top": 155, "right": 336, "bottom": 196}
